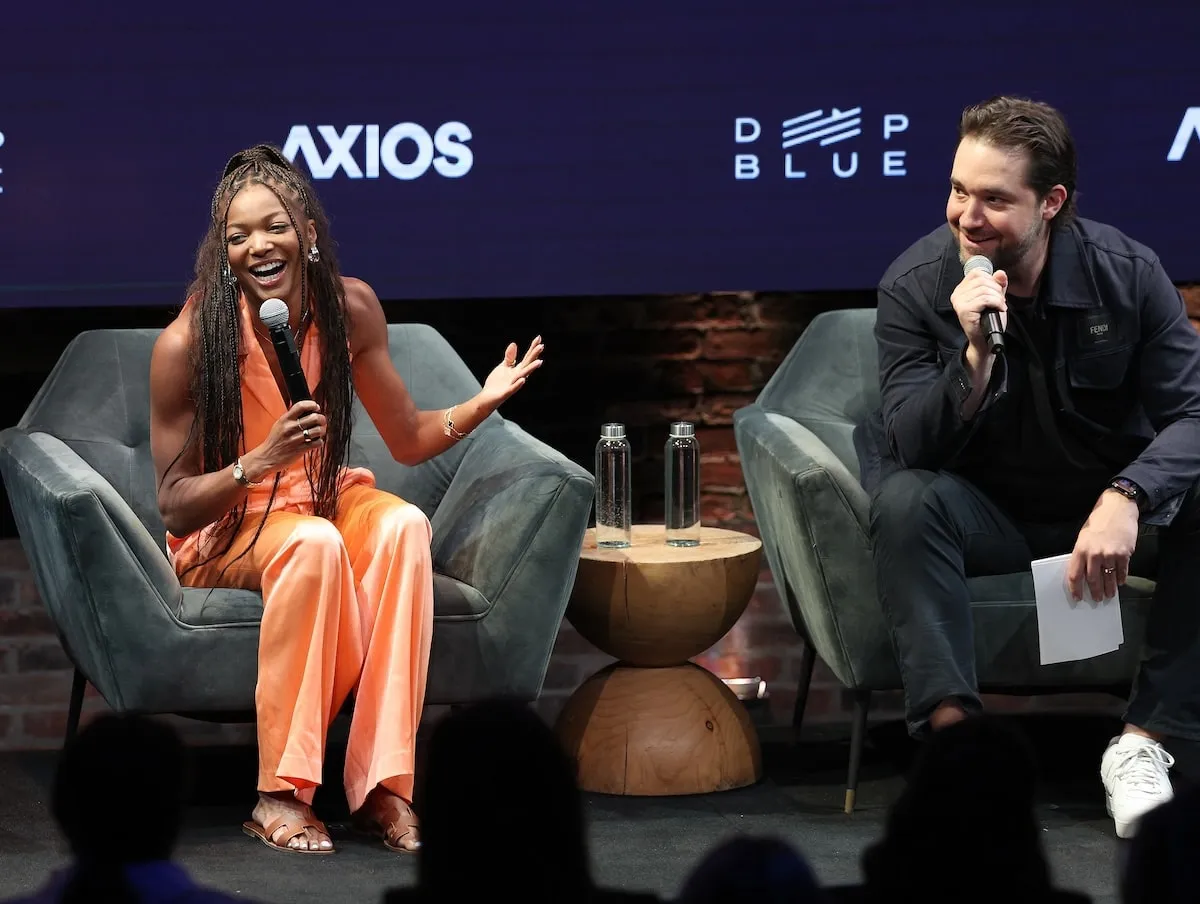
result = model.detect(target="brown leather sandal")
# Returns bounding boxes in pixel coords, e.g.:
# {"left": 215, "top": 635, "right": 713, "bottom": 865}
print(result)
{"left": 242, "top": 813, "right": 336, "bottom": 855}
{"left": 353, "top": 798, "right": 421, "bottom": 853}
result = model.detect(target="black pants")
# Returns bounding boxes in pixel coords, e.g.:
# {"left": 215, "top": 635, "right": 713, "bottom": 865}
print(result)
{"left": 870, "top": 468, "right": 1200, "bottom": 739}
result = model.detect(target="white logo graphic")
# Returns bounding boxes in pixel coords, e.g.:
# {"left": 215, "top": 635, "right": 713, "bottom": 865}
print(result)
{"left": 1167, "top": 107, "right": 1200, "bottom": 161}
{"left": 734, "top": 107, "right": 909, "bottom": 180}
{"left": 781, "top": 106, "right": 862, "bottom": 148}
{"left": 0, "top": 130, "right": 5, "bottom": 195}
{"left": 283, "top": 123, "right": 473, "bottom": 181}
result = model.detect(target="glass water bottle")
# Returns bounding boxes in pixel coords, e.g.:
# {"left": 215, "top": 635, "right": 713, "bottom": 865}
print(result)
{"left": 595, "top": 423, "right": 632, "bottom": 548}
{"left": 665, "top": 421, "right": 701, "bottom": 546}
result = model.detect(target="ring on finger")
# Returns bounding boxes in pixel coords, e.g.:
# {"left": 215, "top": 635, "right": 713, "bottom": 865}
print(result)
{"left": 302, "top": 427, "right": 312, "bottom": 443}
{"left": 1103, "top": 564, "right": 1115, "bottom": 575}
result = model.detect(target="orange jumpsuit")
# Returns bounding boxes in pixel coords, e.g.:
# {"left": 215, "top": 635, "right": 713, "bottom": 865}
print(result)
{"left": 166, "top": 298, "right": 434, "bottom": 812}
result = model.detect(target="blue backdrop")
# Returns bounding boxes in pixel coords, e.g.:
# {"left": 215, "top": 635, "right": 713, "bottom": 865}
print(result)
{"left": 1, "top": 1, "right": 1198, "bottom": 306}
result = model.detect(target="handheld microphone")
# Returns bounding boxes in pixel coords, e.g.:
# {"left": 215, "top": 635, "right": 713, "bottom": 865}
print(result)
{"left": 258, "top": 299, "right": 312, "bottom": 406}
{"left": 963, "top": 254, "right": 1005, "bottom": 355}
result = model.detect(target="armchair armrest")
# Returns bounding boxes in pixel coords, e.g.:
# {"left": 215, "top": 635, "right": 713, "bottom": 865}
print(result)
{"left": 0, "top": 428, "right": 185, "bottom": 707}
{"left": 431, "top": 421, "right": 594, "bottom": 697}
{"left": 734, "top": 406, "right": 890, "bottom": 689}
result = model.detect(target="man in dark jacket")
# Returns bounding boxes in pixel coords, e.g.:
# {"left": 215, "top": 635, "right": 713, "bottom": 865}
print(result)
{"left": 860, "top": 95, "right": 1200, "bottom": 840}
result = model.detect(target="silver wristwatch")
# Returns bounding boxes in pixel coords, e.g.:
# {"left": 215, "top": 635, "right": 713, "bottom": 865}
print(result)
{"left": 233, "top": 458, "right": 261, "bottom": 488}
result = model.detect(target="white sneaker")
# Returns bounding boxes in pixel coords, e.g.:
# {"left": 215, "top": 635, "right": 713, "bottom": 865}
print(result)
{"left": 1099, "top": 733, "right": 1175, "bottom": 838}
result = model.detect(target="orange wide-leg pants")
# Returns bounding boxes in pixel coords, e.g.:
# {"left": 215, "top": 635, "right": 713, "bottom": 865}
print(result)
{"left": 174, "top": 484, "right": 434, "bottom": 812}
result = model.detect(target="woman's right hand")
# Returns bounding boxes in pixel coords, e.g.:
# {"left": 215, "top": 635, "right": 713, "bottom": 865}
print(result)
{"left": 249, "top": 401, "right": 327, "bottom": 475}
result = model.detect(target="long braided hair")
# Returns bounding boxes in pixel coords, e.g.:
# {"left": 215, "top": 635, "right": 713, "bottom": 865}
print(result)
{"left": 173, "top": 144, "right": 355, "bottom": 572}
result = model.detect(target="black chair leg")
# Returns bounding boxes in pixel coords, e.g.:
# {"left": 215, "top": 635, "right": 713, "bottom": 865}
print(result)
{"left": 844, "top": 689, "right": 871, "bottom": 814}
{"left": 64, "top": 667, "right": 85, "bottom": 747}
{"left": 792, "top": 642, "right": 817, "bottom": 731}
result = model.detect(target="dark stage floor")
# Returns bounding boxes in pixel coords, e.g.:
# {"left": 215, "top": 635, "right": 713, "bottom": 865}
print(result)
{"left": 0, "top": 713, "right": 1161, "bottom": 904}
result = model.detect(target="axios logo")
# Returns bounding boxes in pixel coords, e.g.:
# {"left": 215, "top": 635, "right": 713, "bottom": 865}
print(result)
{"left": 733, "top": 106, "right": 910, "bottom": 180}
{"left": 283, "top": 123, "right": 473, "bottom": 181}
{"left": 1167, "top": 108, "right": 1200, "bottom": 162}
{"left": 0, "top": 129, "right": 5, "bottom": 195}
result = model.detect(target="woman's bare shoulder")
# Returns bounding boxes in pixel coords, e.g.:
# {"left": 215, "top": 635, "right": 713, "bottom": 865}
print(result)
{"left": 342, "top": 276, "right": 382, "bottom": 314}
{"left": 340, "top": 277, "right": 388, "bottom": 351}
{"left": 151, "top": 309, "right": 194, "bottom": 389}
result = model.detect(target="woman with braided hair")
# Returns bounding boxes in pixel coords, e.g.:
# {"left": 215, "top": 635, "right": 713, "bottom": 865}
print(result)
{"left": 149, "top": 144, "right": 544, "bottom": 855}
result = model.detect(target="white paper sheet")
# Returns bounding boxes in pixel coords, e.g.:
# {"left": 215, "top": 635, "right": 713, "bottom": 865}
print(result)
{"left": 1031, "top": 553, "right": 1124, "bottom": 665}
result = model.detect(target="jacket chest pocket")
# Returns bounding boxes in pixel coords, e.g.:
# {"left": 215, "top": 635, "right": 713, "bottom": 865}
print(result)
{"left": 1066, "top": 345, "right": 1135, "bottom": 391}
{"left": 1062, "top": 306, "right": 1132, "bottom": 390}
{"left": 1064, "top": 345, "right": 1136, "bottom": 431}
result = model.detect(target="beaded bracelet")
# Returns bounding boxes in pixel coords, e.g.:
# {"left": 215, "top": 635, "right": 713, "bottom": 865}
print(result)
{"left": 443, "top": 406, "right": 467, "bottom": 441}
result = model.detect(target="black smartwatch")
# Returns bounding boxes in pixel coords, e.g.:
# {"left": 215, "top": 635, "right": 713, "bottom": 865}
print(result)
{"left": 1108, "top": 477, "right": 1146, "bottom": 510}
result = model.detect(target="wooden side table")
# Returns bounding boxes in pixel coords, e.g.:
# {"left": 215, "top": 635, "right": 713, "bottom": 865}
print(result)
{"left": 554, "top": 524, "right": 764, "bottom": 795}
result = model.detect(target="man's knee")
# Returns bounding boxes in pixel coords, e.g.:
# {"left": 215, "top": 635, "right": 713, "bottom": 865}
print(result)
{"left": 870, "top": 468, "right": 966, "bottom": 536}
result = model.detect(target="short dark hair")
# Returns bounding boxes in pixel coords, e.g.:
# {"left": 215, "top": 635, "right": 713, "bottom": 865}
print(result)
{"left": 958, "top": 96, "right": 1078, "bottom": 225}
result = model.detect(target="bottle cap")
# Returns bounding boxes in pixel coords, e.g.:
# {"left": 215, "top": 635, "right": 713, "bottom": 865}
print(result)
{"left": 669, "top": 421, "right": 695, "bottom": 437}
{"left": 600, "top": 423, "right": 626, "bottom": 439}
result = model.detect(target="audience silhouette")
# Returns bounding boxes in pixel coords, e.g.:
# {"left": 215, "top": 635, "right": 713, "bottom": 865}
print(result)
{"left": 384, "top": 697, "right": 660, "bottom": 903}
{"left": 827, "top": 715, "right": 1090, "bottom": 903}
{"left": 2, "top": 712, "right": 255, "bottom": 904}
{"left": 1121, "top": 779, "right": 1200, "bottom": 903}
{"left": 677, "top": 835, "right": 826, "bottom": 902}
{"left": 3, "top": 699, "right": 1177, "bottom": 903}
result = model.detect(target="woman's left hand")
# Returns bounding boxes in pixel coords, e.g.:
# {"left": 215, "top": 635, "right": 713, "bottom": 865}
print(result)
{"left": 480, "top": 335, "right": 544, "bottom": 408}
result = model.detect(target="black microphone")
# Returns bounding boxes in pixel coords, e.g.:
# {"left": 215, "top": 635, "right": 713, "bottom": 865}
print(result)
{"left": 963, "top": 254, "right": 1004, "bottom": 355}
{"left": 258, "top": 299, "right": 312, "bottom": 406}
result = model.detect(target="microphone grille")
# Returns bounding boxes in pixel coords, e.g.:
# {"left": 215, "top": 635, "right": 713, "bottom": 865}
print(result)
{"left": 963, "top": 254, "right": 994, "bottom": 276}
{"left": 258, "top": 299, "right": 290, "bottom": 329}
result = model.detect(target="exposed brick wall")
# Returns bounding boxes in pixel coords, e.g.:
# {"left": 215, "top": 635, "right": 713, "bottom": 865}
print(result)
{"left": 0, "top": 284, "right": 1196, "bottom": 749}
{"left": 1185, "top": 285, "right": 1200, "bottom": 330}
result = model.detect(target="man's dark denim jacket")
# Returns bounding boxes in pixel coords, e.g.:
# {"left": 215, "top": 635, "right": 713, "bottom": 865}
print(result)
{"left": 861, "top": 218, "right": 1200, "bottom": 527}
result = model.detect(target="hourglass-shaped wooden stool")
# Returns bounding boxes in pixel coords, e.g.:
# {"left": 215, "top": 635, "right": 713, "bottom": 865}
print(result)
{"left": 554, "top": 524, "right": 764, "bottom": 795}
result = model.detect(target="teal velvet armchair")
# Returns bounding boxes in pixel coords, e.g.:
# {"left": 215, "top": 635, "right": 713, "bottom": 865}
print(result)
{"left": 734, "top": 308, "right": 1153, "bottom": 810}
{"left": 0, "top": 324, "right": 593, "bottom": 741}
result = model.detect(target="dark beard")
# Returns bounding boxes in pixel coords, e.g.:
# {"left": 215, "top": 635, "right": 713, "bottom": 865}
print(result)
{"left": 990, "top": 219, "right": 1047, "bottom": 274}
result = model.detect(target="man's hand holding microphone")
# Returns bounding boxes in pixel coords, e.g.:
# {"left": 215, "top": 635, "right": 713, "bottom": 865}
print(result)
{"left": 950, "top": 255, "right": 1008, "bottom": 418}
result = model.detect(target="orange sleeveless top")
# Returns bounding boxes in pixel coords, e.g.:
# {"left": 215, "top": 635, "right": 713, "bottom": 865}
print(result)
{"left": 164, "top": 295, "right": 375, "bottom": 559}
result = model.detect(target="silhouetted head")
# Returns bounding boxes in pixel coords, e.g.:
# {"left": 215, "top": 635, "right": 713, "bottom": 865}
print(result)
{"left": 52, "top": 713, "right": 188, "bottom": 863}
{"left": 1121, "top": 780, "right": 1200, "bottom": 903}
{"left": 862, "top": 715, "right": 1051, "bottom": 899}
{"left": 678, "top": 835, "right": 824, "bottom": 903}
{"left": 418, "top": 698, "right": 589, "bottom": 899}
